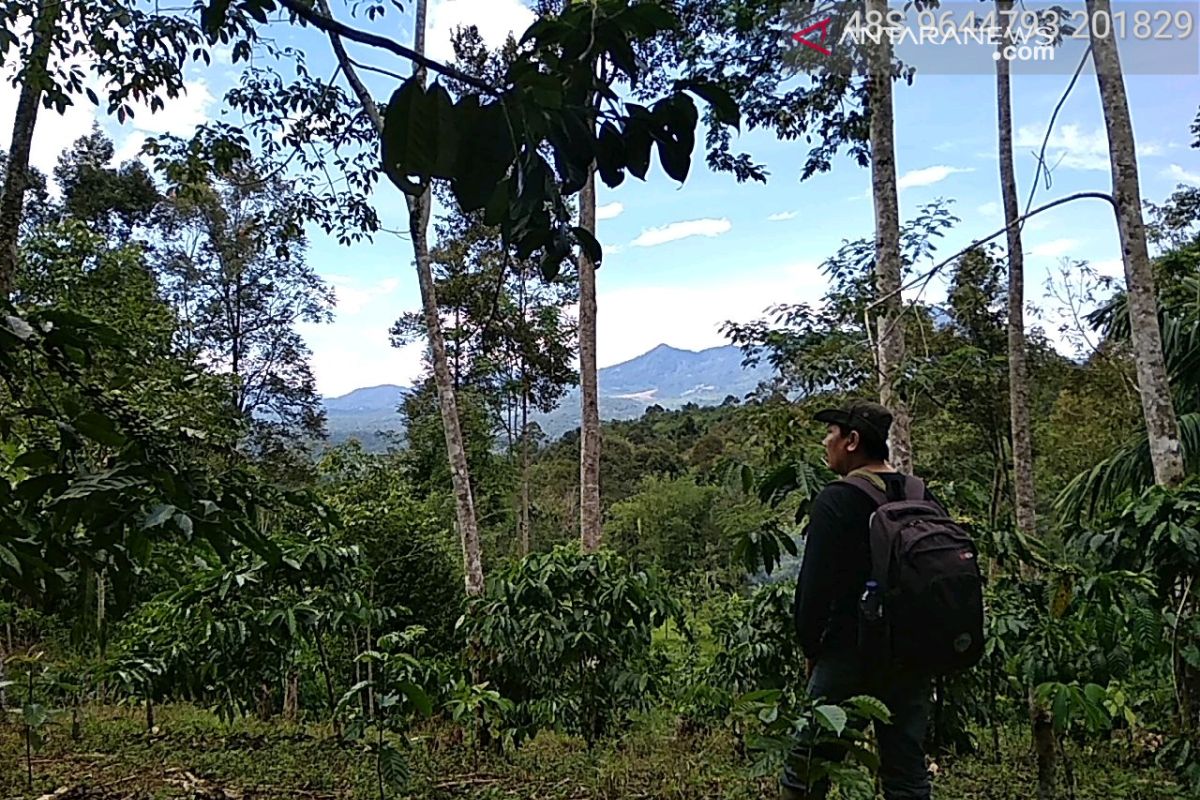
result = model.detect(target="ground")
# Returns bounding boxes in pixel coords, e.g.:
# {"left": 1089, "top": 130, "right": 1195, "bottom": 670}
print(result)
{"left": 0, "top": 705, "right": 1188, "bottom": 799}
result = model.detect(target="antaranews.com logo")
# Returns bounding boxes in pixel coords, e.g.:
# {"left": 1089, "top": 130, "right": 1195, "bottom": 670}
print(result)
{"left": 787, "top": 1, "right": 1199, "bottom": 75}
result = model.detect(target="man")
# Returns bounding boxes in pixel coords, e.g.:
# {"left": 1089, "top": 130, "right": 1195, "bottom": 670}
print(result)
{"left": 781, "top": 399, "right": 934, "bottom": 800}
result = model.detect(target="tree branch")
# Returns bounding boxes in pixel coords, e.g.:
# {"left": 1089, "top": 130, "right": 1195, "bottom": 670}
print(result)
{"left": 863, "top": 191, "right": 1118, "bottom": 355}
{"left": 276, "top": 0, "right": 498, "bottom": 95}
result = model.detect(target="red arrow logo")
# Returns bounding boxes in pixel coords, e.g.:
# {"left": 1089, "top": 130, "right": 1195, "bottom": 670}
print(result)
{"left": 793, "top": 18, "right": 833, "bottom": 56}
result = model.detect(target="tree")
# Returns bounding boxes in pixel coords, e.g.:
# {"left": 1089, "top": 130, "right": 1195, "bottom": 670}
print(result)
{"left": 1086, "top": 0, "right": 1185, "bottom": 487}
{"left": 156, "top": 165, "right": 332, "bottom": 458}
{"left": 0, "top": 0, "right": 63, "bottom": 295}
{"left": 995, "top": 0, "right": 1037, "bottom": 541}
{"left": 54, "top": 126, "right": 159, "bottom": 241}
{"left": 0, "top": 0, "right": 222, "bottom": 295}
{"left": 392, "top": 169, "right": 579, "bottom": 556}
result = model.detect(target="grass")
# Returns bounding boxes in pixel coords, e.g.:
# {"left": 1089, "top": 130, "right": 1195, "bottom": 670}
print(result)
{"left": 0, "top": 704, "right": 1189, "bottom": 799}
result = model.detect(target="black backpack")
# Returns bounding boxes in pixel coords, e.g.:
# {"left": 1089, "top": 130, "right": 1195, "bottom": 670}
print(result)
{"left": 843, "top": 473, "right": 985, "bottom": 675}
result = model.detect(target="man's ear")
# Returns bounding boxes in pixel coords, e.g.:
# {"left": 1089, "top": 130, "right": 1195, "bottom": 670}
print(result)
{"left": 845, "top": 430, "right": 860, "bottom": 452}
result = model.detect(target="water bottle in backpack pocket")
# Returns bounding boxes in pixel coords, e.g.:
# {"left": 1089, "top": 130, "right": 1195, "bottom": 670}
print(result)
{"left": 857, "top": 579, "right": 890, "bottom": 669}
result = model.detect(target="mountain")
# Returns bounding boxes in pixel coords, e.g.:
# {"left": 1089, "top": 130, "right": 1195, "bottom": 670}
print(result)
{"left": 601, "top": 343, "right": 768, "bottom": 403}
{"left": 322, "top": 384, "right": 410, "bottom": 449}
{"left": 321, "top": 344, "right": 774, "bottom": 449}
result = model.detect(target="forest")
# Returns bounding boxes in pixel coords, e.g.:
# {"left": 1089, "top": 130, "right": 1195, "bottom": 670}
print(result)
{"left": 1, "top": 0, "right": 1199, "bottom": 798}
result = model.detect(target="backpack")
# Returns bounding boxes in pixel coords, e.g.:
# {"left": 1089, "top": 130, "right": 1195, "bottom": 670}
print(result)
{"left": 842, "top": 472, "right": 985, "bottom": 675}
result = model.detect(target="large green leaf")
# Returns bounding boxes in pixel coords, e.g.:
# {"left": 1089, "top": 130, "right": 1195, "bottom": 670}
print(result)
{"left": 814, "top": 704, "right": 848, "bottom": 736}
{"left": 0, "top": 545, "right": 21, "bottom": 574}
{"left": 398, "top": 680, "right": 432, "bottom": 716}
{"left": 143, "top": 504, "right": 177, "bottom": 529}
{"left": 382, "top": 79, "right": 438, "bottom": 192}
{"left": 451, "top": 97, "right": 514, "bottom": 212}
{"left": 378, "top": 742, "right": 410, "bottom": 791}
{"left": 74, "top": 410, "right": 126, "bottom": 447}
{"left": 678, "top": 79, "right": 740, "bottom": 130}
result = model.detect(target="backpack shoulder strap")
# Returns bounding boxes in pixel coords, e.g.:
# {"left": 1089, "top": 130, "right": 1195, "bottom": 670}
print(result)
{"left": 840, "top": 471, "right": 890, "bottom": 507}
{"left": 903, "top": 476, "right": 926, "bottom": 501}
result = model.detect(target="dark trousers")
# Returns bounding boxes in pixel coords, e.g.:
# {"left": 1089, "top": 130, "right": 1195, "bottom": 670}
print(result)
{"left": 780, "top": 648, "right": 932, "bottom": 800}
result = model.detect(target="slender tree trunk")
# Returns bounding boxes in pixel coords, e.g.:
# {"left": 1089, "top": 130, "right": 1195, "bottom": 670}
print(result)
{"left": 1031, "top": 693, "right": 1057, "bottom": 800}
{"left": 282, "top": 671, "right": 299, "bottom": 720}
{"left": 314, "top": 628, "right": 341, "bottom": 736}
{"left": 257, "top": 681, "right": 274, "bottom": 719}
{"left": 517, "top": 274, "right": 532, "bottom": 557}
{"left": 1086, "top": 0, "right": 1185, "bottom": 486}
{"left": 0, "top": 628, "right": 8, "bottom": 711}
{"left": 865, "top": 0, "right": 912, "bottom": 474}
{"left": 315, "top": 0, "right": 484, "bottom": 594}
{"left": 996, "top": 0, "right": 1038, "bottom": 540}
{"left": 579, "top": 165, "right": 602, "bottom": 550}
{"left": 413, "top": 192, "right": 484, "bottom": 594}
{"left": 0, "top": 0, "right": 61, "bottom": 296}
{"left": 96, "top": 568, "right": 107, "bottom": 657}
{"left": 408, "top": 0, "right": 483, "bottom": 594}
{"left": 520, "top": 387, "right": 531, "bottom": 556}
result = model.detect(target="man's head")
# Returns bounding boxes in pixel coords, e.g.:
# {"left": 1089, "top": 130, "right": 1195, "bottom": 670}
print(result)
{"left": 814, "top": 400, "right": 893, "bottom": 475}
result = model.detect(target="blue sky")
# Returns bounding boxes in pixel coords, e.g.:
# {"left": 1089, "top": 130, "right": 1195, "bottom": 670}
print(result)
{"left": 4, "top": 0, "right": 1200, "bottom": 397}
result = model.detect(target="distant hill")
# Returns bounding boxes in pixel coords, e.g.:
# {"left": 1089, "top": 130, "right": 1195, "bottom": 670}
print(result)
{"left": 323, "top": 384, "right": 411, "bottom": 449}
{"left": 321, "top": 344, "right": 773, "bottom": 449}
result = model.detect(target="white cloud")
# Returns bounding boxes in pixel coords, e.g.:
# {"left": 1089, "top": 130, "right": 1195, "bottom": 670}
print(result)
{"left": 631, "top": 218, "right": 732, "bottom": 247}
{"left": 330, "top": 275, "right": 404, "bottom": 316}
{"left": 1029, "top": 238, "right": 1079, "bottom": 258}
{"left": 1091, "top": 259, "right": 1126, "bottom": 279}
{"left": 596, "top": 201, "right": 624, "bottom": 220}
{"left": 595, "top": 261, "right": 825, "bottom": 368}
{"left": 427, "top": 0, "right": 536, "bottom": 64}
{"left": 1014, "top": 123, "right": 1163, "bottom": 171}
{"left": 128, "top": 80, "right": 215, "bottom": 137}
{"left": 0, "top": 66, "right": 95, "bottom": 177}
{"left": 308, "top": 336, "right": 426, "bottom": 398}
{"left": 1025, "top": 215, "right": 1051, "bottom": 232}
{"left": 1166, "top": 164, "right": 1200, "bottom": 185}
{"left": 896, "top": 165, "right": 974, "bottom": 192}
{"left": 977, "top": 201, "right": 1001, "bottom": 218}
{"left": 767, "top": 211, "right": 798, "bottom": 221}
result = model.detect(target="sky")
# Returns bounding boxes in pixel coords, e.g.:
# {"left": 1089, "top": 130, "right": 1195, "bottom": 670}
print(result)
{"left": 3, "top": 0, "right": 1200, "bottom": 398}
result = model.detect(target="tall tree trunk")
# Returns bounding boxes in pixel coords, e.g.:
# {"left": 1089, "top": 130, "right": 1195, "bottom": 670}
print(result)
{"left": 0, "top": 0, "right": 61, "bottom": 296}
{"left": 865, "top": 0, "right": 912, "bottom": 474}
{"left": 996, "top": 0, "right": 1038, "bottom": 541}
{"left": 518, "top": 272, "right": 532, "bottom": 558}
{"left": 1086, "top": 0, "right": 1185, "bottom": 487}
{"left": 314, "top": 0, "right": 484, "bottom": 595}
{"left": 412, "top": 187, "right": 484, "bottom": 594}
{"left": 579, "top": 165, "right": 602, "bottom": 551}
{"left": 408, "top": 0, "right": 483, "bottom": 594}
{"left": 519, "top": 387, "right": 531, "bottom": 557}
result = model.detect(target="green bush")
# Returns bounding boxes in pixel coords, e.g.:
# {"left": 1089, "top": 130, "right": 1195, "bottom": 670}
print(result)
{"left": 605, "top": 475, "right": 731, "bottom": 581}
{"left": 462, "top": 544, "right": 680, "bottom": 746}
